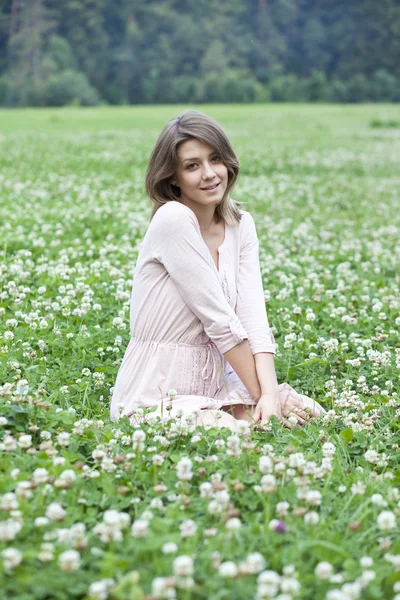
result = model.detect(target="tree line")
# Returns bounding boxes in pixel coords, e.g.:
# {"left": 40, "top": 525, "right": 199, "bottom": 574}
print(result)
{"left": 0, "top": 0, "right": 399, "bottom": 107}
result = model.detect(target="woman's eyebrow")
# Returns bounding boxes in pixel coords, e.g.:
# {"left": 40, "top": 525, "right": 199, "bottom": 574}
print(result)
{"left": 182, "top": 152, "right": 216, "bottom": 163}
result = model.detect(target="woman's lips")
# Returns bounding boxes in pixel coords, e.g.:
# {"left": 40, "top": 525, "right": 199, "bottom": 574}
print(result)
{"left": 201, "top": 183, "right": 220, "bottom": 192}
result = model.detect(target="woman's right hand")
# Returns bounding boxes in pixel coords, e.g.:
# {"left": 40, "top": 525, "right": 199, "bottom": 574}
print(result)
{"left": 252, "top": 390, "right": 285, "bottom": 427}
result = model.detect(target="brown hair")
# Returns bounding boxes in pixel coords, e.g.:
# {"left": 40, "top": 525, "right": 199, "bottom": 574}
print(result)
{"left": 145, "top": 109, "right": 243, "bottom": 226}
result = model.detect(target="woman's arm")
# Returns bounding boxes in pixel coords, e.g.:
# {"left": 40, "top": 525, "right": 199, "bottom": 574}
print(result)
{"left": 254, "top": 352, "right": 278, "bottom": 395}
{"left": 223, "top": 340, "right": 262, "bottom": 401}
{"left": 222, "top": 347, "right": 280, "bottom": 402}
{"left": 149, "top": 202, "right": 249, "bottom": 355}
{"left": 233, "top": 212, "right": 282, "bottom": 423}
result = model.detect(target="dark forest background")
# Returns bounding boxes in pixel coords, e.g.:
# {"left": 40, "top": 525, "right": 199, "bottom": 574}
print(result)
{"left": 1, "top": 0, "right": 400, "bottom": 107}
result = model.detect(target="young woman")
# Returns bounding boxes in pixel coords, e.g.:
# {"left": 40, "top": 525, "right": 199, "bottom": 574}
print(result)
{"left": 110, "top": 110, "right": 326, "bottom": 432}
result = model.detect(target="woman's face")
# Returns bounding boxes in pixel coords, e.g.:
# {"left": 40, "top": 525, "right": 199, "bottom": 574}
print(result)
{"left": 172, "top": 139, "right": 228, "bottom": 211}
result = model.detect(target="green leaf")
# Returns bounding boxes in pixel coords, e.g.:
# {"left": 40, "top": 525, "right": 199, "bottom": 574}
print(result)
{"left": 340, "top": 428, "right": 354, "bottom": 443}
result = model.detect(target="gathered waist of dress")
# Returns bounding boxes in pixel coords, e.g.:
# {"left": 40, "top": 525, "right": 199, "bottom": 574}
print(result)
{"left": 130, "top": 335, "right": 215, "bottom": 349}
{"left": 130, "top": 335, "right": 224, "bottom": 396}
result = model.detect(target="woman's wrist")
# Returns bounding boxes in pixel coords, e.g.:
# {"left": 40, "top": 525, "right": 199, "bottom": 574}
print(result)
{"left": 258, "top": 389, "right": 279, "bottom": 402}
{"left": 254, "top": 353, "right": 279, "bottom": 400}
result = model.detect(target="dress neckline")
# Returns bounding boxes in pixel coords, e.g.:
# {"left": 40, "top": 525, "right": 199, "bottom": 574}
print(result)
{"left": 176, "top": 201, "right": 228, "bottom": 272}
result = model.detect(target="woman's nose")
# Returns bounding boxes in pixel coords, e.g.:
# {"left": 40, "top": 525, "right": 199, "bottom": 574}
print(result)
{"left": 202, "top": 161, "right": 216, "bottom": 179}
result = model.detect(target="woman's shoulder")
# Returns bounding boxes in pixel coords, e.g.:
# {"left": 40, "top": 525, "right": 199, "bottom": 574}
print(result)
{"left": 147, "top": 201, "right": 199, "bottom": 244}
{"left": 151, "top": 201, "right": 197, "bottom": 229}
{"left": 156, "top": 200, "right": 195, "bottom": 219}
{"left": 237, "top": 208, "right": 255, "bottom": 231}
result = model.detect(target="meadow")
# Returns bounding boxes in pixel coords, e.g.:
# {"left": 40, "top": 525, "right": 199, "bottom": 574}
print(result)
{"left": 0, "top": 104, "right": 399, "bottom": 600}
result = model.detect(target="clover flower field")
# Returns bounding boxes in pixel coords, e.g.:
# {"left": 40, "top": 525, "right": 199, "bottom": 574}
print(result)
{"left": 0, "top": 105, "right": 399, "bottom": 600}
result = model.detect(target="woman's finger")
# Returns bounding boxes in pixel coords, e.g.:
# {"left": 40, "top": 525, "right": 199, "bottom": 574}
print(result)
{"left": 301, "top": 397, "right": 321, "bottom": 418}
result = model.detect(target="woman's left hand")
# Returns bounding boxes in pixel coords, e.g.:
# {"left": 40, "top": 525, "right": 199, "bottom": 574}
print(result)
{"left": 279, "top": 383, "right": 320, "bottom": 425}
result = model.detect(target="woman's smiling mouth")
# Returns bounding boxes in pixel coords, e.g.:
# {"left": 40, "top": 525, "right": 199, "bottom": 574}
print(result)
{"left": 201, "top": 183, "right": 220, "bottom": 192}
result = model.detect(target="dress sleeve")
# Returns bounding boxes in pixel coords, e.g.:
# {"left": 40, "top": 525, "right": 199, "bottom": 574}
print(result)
{"left": 235, "top": 212, "right": 277, "bottom": 355}
{"left": 149, "top": 202, "right": 248, "bottom": 355}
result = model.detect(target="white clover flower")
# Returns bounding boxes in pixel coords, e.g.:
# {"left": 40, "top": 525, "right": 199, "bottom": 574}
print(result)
{"left": 33, "top": 468, "right": 50, "bottom": 484}
{"left": 377, "top": 510, "right": 396, "bottom": 531}
{"left": 17, "top": 434, "right": 32, "bottom": 449}
{"left": 112, "top": 317, "right": 126, "bottom": 330}
{"left": 0, "top": 492, "right": 19, "bottom": 510}
{"left": 54, "top": 469, "right": 77, "bottom": 488}
{"left": 243, "top": 553, "right": 266, "bottom": 574}
{"left": 101, "top": 457, "right": 117, "bottom": 473}
{"left": 322, "top": 442, "right": 336, "bottom": 458}
{"left": 207, "top": 500, "right": 222, "bottom": 515}
{"left": 176, "top": 457, "right": 193, "bottom": 481}
{"left": 151, "top": 576, "right": 177, "bottom": 599}
{"left": 38, "top": 542, "right": 54, "bottom": 562}
{"left": 364, "top": 449, "right": 379, "bottom": 463}
{"left": 315, "top": 561, "right": 333, "bottom": 579}
{"left": 131, "top": 519, "right": 149, "bottom": 538}
{"left": 0, "top": 519, "right": 22, "bottom": 541}
{"left": 15, "top": 480, "right": 32, "bottom": 499}
{"left": 179, "top": 519, "right": 197, "bottom": 538}
{"left": 59, "top": 549, "right": 81, "bottom": 571}
{"left": 141, "top": 510, "right": 153, "bottom": 521}
{"left": 276, "top": 501, "right": 290, "bottom": 517}
{"left": 226, "top": 434, "right": 241, "bottom": 456}
{"left": 1, "top": 547, "right": 22, "bottom": 569}
{"left": 304, "top": 511, "right": 319, "bottom": 525}
{"left": 371, "top": 493, "right": 387, "bottom": 507}
{"left": 280, "top": 576, "right": 301, "bottom": 594}
{"left": 103, "top": 510, "right": 130, "bottom": 529}
{"left": 199, "top": 482, "right": 213, "bottom": 498}
{"left": 288, "top": 452, "right": 305, "bottom": 469}
{"left": 149, "top": 498, "right": 164, "bottom": 511}
{"left": 214, "top": 490, "right": 230, "bottom": 508}
{"left": 359, "top": 570, "right": 376, "bottom": 587}
{"left": 57, "top": 432, "right": 71, "bottom": 446}
{"left": 88, "top": 578, "right": 115, "bottom": 600}
{"left": 34, "top": 517, "right": 49, "bottom": 527}
{"left": 218, "top": 561, "right": 238, "bottom": 578}
{"left": 162, "top": 542, "right": 178, "bottom": 554}
{"left": 45, "top": 503, "right": 66, "bottom": 521}
{"left": 385, "top": 553, "right": 400, "bottom": 569}
{"left": 268, "top": 519, "right": 280, "bottom": 531}
{"left": 1, "top": 434, "right": 17, "bottom": 452}
{"left": 351, "top": 481, "right": 366, "bottom": 496}
{"left": 173, "top": 555, "right": 193, "bottom": 577}
{"left": 257, "top": 570, "right": 281, "bottom": 586}
{"left": 259, "top": 455, "right": 274, "bottom": 474}
{"left": 305, "top": 490, "right": 322, "bottom": 506}
{"left": 225, "top": 518, "right": 242, "bottom": 531}
{"left": 360, "top": 556, "right": 373, "bottom": 568}
{"left": 261, "top": 474, "right": 277, "bottom": 493}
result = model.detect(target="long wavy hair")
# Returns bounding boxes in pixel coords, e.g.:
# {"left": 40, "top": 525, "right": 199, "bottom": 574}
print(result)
{"left": 145, "top": 110, "right": 243, "bottom": 226}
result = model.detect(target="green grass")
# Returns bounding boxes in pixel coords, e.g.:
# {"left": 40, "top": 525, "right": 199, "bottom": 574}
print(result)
{"left": 0, "top": 104, "right": 399, "bottom": 600}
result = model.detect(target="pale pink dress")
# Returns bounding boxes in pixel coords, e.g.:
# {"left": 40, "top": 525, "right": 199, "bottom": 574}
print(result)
{"left": 110, "top": 200, "right": 278, "bottom": 424}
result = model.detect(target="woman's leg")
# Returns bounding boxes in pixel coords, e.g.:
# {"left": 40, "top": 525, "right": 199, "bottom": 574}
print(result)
{"left": 220, "top": 403, "right": 256, "bottom": 422}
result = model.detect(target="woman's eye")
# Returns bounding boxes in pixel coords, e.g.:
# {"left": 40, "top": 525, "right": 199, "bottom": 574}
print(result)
{"left": 186, "top": 157, "right": 220, "bottom": 170}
